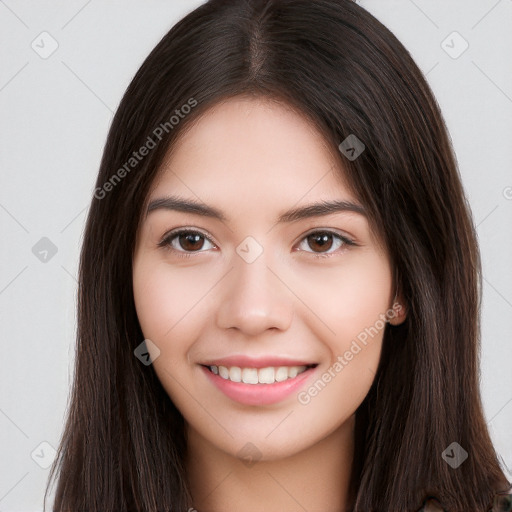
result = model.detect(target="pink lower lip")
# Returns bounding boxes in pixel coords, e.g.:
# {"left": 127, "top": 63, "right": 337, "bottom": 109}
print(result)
{"left": 201, "top": 365, "right": 316, "bottom": 406}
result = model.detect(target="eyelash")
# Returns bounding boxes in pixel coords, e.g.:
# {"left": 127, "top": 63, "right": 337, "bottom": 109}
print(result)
{"left": 157, "top": 227, "right": 356, "bottom": 260}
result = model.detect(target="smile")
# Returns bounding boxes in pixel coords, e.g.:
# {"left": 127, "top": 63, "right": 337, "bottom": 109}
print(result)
{"left": 200, "top": 362, "right": 318, "bottom": 406}
{"left": 207, "top": 364, "right": 313, "bottom": 384}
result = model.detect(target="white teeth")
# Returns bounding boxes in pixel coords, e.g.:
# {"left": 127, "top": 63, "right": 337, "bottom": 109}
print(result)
{"left": 242, "top": 368, "right": 258, "bottom": 384}
{"left": 258, "top": 367, "right": 274, "bottom": 384}
{"left": 275, "top": 366, "right": 288, "bottom": 382}
{"left": 229, "top": 366, "right": 242, "bottom": 382}
{"left": 210, "top": 364, "right": 310, "bottom": 384}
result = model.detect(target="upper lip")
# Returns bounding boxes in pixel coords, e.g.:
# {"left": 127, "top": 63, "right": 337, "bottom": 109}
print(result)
{"left": 200, "top": 355, "right": 318, "bottom": 369}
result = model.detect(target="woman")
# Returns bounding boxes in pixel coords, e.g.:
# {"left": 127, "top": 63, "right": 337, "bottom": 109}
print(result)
{"left": 45, "top": 0, "right": 511, "bottom": 510}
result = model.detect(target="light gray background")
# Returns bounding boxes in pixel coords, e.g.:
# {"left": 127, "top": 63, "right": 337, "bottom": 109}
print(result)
{"left": 1, "top": 1, "right": 511, "bottom": 510}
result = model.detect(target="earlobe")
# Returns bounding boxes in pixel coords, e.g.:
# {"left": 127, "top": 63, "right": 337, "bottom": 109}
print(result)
{"left": 388, "top": 296, "right": 407, "bottom": 326}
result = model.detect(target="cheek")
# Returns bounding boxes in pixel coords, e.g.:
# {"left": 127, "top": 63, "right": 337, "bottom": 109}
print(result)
{"left": 291, "top": 252, "right": 391, "bottom": 410}
{"left": 132, "top": 257, "right": 212, "bottom": 405}
{"left": 289, "top": 250, "right": 392, "bottom": 342}
{"left": 132, "top": 256, "right": 217, "bottom": 343}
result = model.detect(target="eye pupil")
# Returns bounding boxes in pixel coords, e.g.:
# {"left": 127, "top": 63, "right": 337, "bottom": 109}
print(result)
{"left": 179, "top": 233, "right": 204, "bottom": 251}
{"left": 308, "top": 232, "right": 333, "bottom": 252}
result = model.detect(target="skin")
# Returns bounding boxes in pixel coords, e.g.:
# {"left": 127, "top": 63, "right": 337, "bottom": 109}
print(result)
{"left": 132, "top": 95, "right": 406, "bottom": 512}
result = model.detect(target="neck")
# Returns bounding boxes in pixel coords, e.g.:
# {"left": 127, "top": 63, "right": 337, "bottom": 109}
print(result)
{"left": 185, "top": 415, "right": 355, "bottom": 512}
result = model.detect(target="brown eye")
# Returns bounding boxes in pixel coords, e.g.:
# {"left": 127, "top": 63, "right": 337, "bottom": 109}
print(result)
{"left": 159, "top": 229, "right": 216, "bottom": 253}
{"left": 297, "top": 230, "right": 354, "bottom": 255}
{"left": 306, "top": 232, "right": 334, "bottom": 252}
{"left": 178, "top": 232, "right": 205, "bottom": 251}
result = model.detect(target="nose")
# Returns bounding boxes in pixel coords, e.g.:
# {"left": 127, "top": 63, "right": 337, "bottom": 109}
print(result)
{"left": 215, "top": 251, "right": 294, "bottom": 336}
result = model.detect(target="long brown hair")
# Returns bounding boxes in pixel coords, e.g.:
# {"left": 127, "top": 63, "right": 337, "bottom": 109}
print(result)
{"left": 45, "top": 0, "right": 510, "bottom": 510}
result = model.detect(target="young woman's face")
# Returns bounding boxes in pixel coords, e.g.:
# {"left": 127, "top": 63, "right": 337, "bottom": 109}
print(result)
{"left": 133, "top": 95, "right": 402, "bottom": 462}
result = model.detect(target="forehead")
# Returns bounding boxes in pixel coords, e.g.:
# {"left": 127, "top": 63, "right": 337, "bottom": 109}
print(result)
{"left": 149, "top": 95, "right": 357, "bottom": 207}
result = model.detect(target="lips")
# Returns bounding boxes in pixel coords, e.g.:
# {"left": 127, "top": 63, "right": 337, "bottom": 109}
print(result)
{"left": 199, "top": 356, "right": 318, "bottom": 405}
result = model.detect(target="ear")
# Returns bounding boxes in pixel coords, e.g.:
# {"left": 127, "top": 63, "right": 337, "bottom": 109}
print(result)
{"left": 388, "top": 293, "right": 407, "bottom": 326}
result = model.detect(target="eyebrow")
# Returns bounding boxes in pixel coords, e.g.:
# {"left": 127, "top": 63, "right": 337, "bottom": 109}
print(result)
{"left": 146, "top": 195, "right": 366, "bottom": 223}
